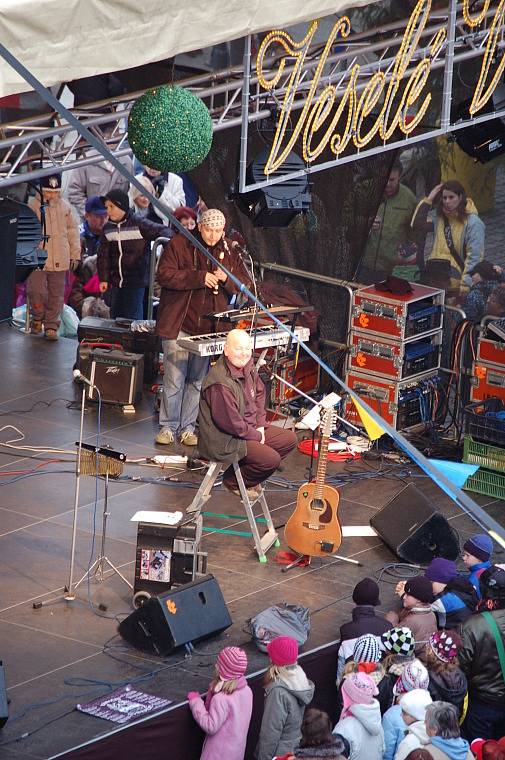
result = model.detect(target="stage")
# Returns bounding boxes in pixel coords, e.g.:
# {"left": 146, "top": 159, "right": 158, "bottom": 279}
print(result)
{"left": 0, "top": 323, "right": 503, "bottom": 760}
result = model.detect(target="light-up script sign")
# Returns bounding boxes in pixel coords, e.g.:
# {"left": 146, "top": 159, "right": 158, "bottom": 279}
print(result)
{"left": 256, "top": 0, "right": 505, "bottom": 176}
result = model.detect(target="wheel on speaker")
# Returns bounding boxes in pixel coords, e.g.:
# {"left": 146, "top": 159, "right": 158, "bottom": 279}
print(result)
{"left": 133, "top": 590, "right": 151, "bottom": 609}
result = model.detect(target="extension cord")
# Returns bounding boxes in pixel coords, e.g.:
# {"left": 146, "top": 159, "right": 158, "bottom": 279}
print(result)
{"left": 152, "top": 455, "right": 188, "bottom": 466}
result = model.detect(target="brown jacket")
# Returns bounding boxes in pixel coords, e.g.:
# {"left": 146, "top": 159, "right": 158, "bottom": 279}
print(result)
{"left": 386, "top": 606, "right": 438, "bottom": 654}
{"left": 155, "top": 233, "right": 251, "bottom": 339}
{"left": 29, "top": 194, "right": 80, "bottom": 272}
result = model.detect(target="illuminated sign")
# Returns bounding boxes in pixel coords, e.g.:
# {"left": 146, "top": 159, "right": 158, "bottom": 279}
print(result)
{"left": 256, "top": 0, "right": 505, "bottom": 176}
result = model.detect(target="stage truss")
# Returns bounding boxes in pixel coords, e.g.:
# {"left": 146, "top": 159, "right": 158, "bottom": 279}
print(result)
{"left": 0, "top": 0, "right": 504, "bottom": 192}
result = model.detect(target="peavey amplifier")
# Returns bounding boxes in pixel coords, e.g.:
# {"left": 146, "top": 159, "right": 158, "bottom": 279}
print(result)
{"left": 89, "top": 348, "right": 144, "bottom": 405}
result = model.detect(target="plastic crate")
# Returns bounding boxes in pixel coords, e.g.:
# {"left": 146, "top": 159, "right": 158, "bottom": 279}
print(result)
{"left": 464, "top": 468, "right": 505, "bottom": 500}
{"left": 464, "top": 397, "right": 505, "bottom": 446}
{"left": 463, "top": 436, "right": 505, "bottom": 474}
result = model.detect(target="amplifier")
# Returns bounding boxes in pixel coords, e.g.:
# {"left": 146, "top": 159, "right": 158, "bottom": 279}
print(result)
{"left": 77, "top": 317, "right": 161, "bottom": 383}
{"left": 352, "top": 283, "right": 444, "bottom": 341}
{"left": 348, "top": 329, "right": 442, "bottom": 381}
{"left": 477, "top": 336, "right": 505, "bottom": 369}
{"left": 470, "top": 362, "right": 505, "bottom": 404}
{"left": 88, "top": 348, "right": 144, "bottom": 406}
{"left": 134, "top": 517, "right": 207, "bottom": 602}
{"left": 344, "top": 369, "right": 441, "bottom": 430}
{"left": 269, "top": 354, "right": 320, "bottom": 404}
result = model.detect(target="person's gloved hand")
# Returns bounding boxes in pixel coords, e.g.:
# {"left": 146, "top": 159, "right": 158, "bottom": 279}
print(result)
{"left": 187, "top": 691, "right": 200, "bottom": 702}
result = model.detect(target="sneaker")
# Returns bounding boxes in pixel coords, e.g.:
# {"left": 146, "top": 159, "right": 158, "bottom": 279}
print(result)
{"left": 155, "top": 427, "right": 175, "bottom": 445}
{"left": 44, "top": 329, "right": 58, "bottom": 341}
{"left": 180, "top": 431, "right": 198, "bottom": 446}
{"left": 31, "top": 321, "right": 43, "bottom": 334}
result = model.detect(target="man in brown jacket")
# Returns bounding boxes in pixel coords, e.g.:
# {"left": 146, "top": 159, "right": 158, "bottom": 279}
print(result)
{"left": 155, "top": 209, "right": 251, "bottom": 447}
{"left": 27, "top": 174, "right": 81, "bottom": 340}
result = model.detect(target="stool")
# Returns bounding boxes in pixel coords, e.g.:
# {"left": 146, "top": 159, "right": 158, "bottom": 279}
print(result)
{"left": 186, "top": 461, "right": 279, "bottom": 563}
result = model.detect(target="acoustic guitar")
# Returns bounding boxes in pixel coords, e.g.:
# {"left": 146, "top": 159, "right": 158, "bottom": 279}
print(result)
{"left": 284, "top": 409, "right": 342, "bottom": 557}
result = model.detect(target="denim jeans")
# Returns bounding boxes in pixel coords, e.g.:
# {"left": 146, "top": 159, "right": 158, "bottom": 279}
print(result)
{"left": 110, "top": 286, "right": 145, "bottom": 320}
{"left": 159, "top": 333, "right": 209, "bottom": 435}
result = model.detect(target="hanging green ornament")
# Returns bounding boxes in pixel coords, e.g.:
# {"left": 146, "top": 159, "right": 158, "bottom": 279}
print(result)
{"left": 128, "top": 85, "right": 213, "bottom": 173}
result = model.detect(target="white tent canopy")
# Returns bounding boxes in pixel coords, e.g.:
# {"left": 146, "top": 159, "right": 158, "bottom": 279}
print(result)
{"left": 0, "top": 0, "right": 377, "bottom": 97}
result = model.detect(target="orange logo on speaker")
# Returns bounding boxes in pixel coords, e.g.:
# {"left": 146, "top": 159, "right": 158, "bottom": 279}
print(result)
{"left": 475, "top": 365, "right": 487, "bottom": 380}
{"left": 356, "top": 352, "right": 367, "bottom": 367}
{"left": 166, "top": 599, "right": 177, "bottom": 614}
{"left": 358, "top": 314, "right": 369, "bottom": 328}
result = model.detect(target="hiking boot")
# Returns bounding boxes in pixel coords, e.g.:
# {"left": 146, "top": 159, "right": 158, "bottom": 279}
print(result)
{"left": 180, "top": 431, "right": 198, "bottom": 446}
{"left": 223, "top": 481, "right": 261, "bottom": 500}
{"left": 31, "top": 321, "right": 43, "bottom": 334}
{"left": 155, "top": 427, "right": 174, "bottom": 445}
{"left": 44, "top": 329, "right": 58, "bottom": 341}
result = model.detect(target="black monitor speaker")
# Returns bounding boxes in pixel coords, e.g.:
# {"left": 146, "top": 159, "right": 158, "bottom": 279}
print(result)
{"left": 0, "top": 208, "right": 18, "bottom": 322}
{"left": 234, "top": 148, "right": 311, "bottom": 228}
{"left": 453, "top": 87, "right": 505, "bottom": 163}
{"left": 118, "top": 574, "right": 232, "bottom": 656}
{"left": 370, "top": 483, "right": 460, "bottom": 564}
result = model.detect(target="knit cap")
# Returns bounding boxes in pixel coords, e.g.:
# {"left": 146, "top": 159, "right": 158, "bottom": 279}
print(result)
{"left": 341, "top": 672, "right": 378, "bottom": 713}
{"left": 429, "top": 630, "right": 461, "bottom": 662}
{"left": 352, "top": 577, "right": 380, "bottom": 606}
{"left": 404, "top": 576, "right": 434, "bottom": 604}
{"left": 102, "top": 189, "right": 129, "bottom": 214}
{"left": 173, "top": 205, "right": 197, "bottom": 222}
{"left": 267, "top": 636, "right": 298, "bottom": 666}
{"left": 381, "top": 627, "right": 415, "bottom": 656}
{"left": 463, "top": 534, "right": 493, "bottom": 562}
{"left": 353, "top": 634, "right": 381, "bottom": 664}
{"left": 216, "top": 646, "right": 248, "bottom": 681}
{"left": 424, "top": 558, "right": 457, "bottom": 584}
{"left": 399, "top": 688, "right": 432, "bottom": 721}
{"left": 393, "top": 658, "right": 429, "bottom": 695}
{"left": 41, "top": 173, "right": 62, "bottom": 191}
{"left": 199, "top": 208, "right": 226, "bottom": 229}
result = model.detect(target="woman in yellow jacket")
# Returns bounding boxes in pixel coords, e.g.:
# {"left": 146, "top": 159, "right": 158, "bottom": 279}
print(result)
{"left": 411, "top": 180, "right": 485, "bottom": 297}
{"left": 27, "top": 174, "right": 81, "bottom": 340}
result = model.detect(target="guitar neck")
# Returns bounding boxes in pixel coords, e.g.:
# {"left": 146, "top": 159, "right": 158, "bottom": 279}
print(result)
{"left": 314, "top": 433, "right": 330, "bottom": 499}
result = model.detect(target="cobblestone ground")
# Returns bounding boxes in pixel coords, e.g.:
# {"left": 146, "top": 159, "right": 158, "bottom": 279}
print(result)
{"left": 481, "top": 164, "right": 505, "bottom": 270}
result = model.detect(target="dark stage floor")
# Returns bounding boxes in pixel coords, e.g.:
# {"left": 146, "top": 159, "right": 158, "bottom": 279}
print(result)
{"left": 0, "top": 323, "right": 503, "bottom": 759}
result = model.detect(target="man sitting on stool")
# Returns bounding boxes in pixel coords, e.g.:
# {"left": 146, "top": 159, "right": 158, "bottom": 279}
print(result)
{"left": 198, "top": 329, "right": 298, "bottom": 497}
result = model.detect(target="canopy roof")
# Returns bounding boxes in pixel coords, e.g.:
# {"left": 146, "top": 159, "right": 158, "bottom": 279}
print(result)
{"left": 0, "top": 0, "right": 377, "bottom": 97}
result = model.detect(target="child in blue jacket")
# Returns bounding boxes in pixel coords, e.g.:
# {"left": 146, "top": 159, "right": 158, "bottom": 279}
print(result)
{"left": 461, "top": 534, "right": 493, "bottom": 599}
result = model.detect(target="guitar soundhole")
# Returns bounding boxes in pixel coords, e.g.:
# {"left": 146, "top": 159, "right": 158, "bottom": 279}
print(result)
{"left": 310, "top": 499, "right": 332, "bottom": 524}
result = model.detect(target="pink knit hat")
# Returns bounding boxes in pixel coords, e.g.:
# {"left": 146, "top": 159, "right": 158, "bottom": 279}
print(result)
{"left": 341, "top": 672, "right": 378, "bottom": 716}
{"left": 267, "top": 636, "right": 298, "bottom": 666}
{"left": 216, "top": 647, "right": 248, "bottom": 680}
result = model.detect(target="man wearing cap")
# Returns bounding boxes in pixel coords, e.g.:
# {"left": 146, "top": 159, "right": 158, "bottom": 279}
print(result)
{"left": 155, "top": 209, "right": 252, "bottom": 447}
{"left": 27, "top": 174, "right": 81, "bottom": 340}
{"left": 97, "top": 189, "right": 171, "bottom": 320}
{"left": 68, "top": 195, "right": 109, "bottom": 318}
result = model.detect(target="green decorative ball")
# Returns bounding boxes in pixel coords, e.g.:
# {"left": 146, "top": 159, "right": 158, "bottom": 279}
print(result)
{"left": 128, "top": 85, "right": 213, "bottom": 173}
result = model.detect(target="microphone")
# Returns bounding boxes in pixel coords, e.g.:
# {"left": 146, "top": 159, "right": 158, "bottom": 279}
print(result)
{"left": 73, "top": 369, "right": 95, "bottom": 388}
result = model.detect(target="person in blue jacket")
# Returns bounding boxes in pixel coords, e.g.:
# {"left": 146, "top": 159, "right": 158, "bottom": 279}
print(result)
{"left": 425, "top": 559, "right": 478, "bottom": 629}
{"left": 461, "top": 534, "right": 493, "bottom": 600}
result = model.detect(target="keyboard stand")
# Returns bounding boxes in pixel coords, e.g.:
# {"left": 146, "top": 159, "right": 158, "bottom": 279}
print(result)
{"left": 186, "top": 461, "right": 279, "bottom": 563}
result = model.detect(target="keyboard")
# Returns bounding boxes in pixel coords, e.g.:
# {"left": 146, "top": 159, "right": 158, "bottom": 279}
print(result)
{"left": 488, "top": 318, "right": 505, "bottom": 342}
{"left": 178, "top": 325, "right": 310, "bottom": 356}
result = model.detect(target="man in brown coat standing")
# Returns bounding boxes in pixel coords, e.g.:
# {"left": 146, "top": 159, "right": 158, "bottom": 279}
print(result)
{"left": 155, "top": 209, "right": 251, "bottom": 447}
{"left": 27, "top": 174, "right": 81, "bottom": 340}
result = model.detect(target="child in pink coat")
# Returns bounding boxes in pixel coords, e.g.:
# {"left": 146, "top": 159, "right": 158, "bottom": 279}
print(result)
{"left": 187, "top": 646, "right": 253, "bottom": 760}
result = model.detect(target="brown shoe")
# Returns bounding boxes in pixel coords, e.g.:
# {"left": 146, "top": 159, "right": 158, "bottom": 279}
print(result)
{"left": 223, "top": 481, "right": 261, "bottom": 500}
{"left": 31, "top": 320, "right": 43, "bottom": 334}
{"left": 44, "top": 329, "right": 58, "bottom": 341}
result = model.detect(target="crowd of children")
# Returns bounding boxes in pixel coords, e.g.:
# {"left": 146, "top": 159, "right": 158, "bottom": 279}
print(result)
{"left": 186, "top": 534, "right": 505, "bottom": 760}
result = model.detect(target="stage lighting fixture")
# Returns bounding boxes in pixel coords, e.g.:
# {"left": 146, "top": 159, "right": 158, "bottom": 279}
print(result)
{"left": 232, "top": 148, "right": 311, "bottom": 228}
{"left": 453, "top": 83, "right": 505, "bottom": 163}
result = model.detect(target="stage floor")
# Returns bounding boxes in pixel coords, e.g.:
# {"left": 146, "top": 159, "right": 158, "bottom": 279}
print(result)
{"left": 0, "top": 323, "right": 503, "bottom": 760}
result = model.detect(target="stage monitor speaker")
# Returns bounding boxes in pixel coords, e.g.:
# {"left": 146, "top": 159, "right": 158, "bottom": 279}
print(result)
{"left": 453, "top": 95, "right": 505, "bottom": 163}
{"left": 370, "top": 483, "right": 459, "bottom": 564}
{"left": 0, "top": 661, "right": 8, "bottom": 728}
{"left": 118, "top": 574, "right": 232, "bottom": 656}
{"left": 0, "top": 210, "right": 18, "bottom": 322}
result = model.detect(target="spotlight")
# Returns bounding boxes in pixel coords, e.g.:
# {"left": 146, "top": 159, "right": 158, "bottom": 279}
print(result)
{"left": 452, "top": 83, "right": 505, "bottom": 163}
{"left": 232, "top": 148, "right": 311, "bottom": 228}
